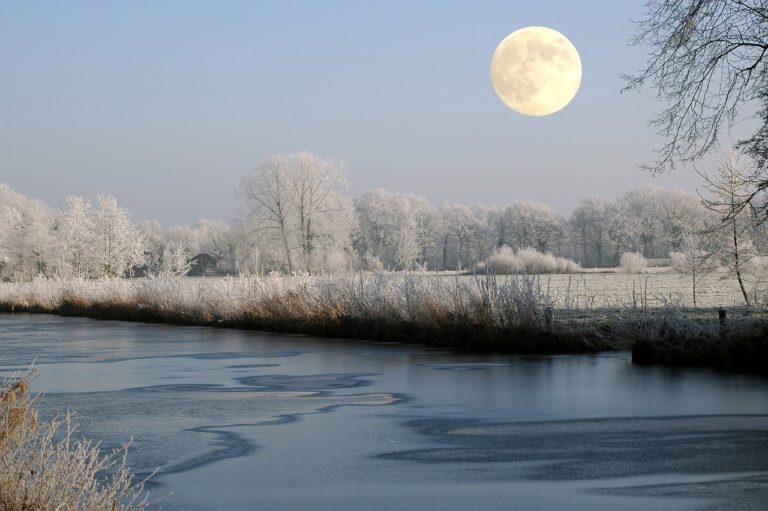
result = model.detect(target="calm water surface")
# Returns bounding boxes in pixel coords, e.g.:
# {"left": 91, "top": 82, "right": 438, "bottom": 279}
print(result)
{"left": 1, "top": 313, "right": 767, "bottom": 510}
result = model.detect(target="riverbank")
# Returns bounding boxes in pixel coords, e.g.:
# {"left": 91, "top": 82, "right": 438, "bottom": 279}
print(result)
{"left": 630, "top": 311, "right": 768, "bottom": 373}
{"left": 0, "top": 275, "right": 766, "bottom": 372}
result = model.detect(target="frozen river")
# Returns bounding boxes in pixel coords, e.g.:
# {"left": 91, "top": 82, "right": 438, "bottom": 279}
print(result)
{"left": 1, "top": 313, "right": 767, "bottom": 510}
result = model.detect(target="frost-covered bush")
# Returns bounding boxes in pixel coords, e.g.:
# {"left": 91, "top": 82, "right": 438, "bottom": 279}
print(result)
{"left": 620, "top": 252, "right": 648, "bottom": 273}
{"left": 485, "top": 246, "right": 580, "bottom": 274}
{"left": 486, "top": 246, "right": 524, "bottom": 274}
{"left": 0, "top": 374, "right": 151, "bottom": 510}
{"left": 516, "top": 248, "right": 581, "bottom": 274}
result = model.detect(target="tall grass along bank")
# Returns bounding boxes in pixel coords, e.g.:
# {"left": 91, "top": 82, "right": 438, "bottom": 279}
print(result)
{"left": 1, "top": 274, "right": 766, "bottom": 371}
{"left": 0, "top": 274, "right": 612, "bottom": 354}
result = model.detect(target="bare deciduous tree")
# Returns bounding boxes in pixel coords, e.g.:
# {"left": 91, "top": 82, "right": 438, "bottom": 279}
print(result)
{"left": 287, "top": 153, "right": 347, "bottom": 274}
{"left": 570, "top": 197, "right": 609, "bottom": 266}
{"left": 239, "top": 155, "right": 296, "bottom": 273}
{"left": 238, "top": 153, "right": 350, "bottom": 274}
{"left": 670, "top": 227, "right": 721, "bottom": 306}
{"left": 699, "top": 150, "right": 757, "bottom": 304}
{"left": 625, "top": 0, "right": 768, "bottom": 175}
{"left": 506, "top": 201, "right": 561, "bottom": 252}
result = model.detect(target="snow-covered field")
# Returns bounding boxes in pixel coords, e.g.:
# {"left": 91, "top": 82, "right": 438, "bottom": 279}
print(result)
{"left": 379, "top": 270, "right": 759, "bottom": 308}
{"left": 511, "top": 270, "right": 758, "bottom": 308}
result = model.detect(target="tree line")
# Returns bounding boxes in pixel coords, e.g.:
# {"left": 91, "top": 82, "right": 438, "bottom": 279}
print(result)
{"left": 2, "top": 151, "right": 767, "bottom": 281}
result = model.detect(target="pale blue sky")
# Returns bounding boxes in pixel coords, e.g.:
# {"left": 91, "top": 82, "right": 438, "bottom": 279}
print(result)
{"left": 0, "top": 1, "right": 719, "bottom": 224}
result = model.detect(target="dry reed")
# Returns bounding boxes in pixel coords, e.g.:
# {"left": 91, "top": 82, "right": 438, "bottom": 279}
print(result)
{"left": 0, "top": 274, "right": 611, "bottom": 353}
{"left": 0, "top": 373, "right": 151, "bottom": 511}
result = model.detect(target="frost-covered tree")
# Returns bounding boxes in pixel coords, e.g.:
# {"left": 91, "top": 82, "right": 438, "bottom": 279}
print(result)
{"left": 670, "top": 227, "right": 721, "bottom": 306}
{"left": 655, "top": 188, "right": 704, "bottom": 252}
{"left": 440, "top": 204, "right": 483, "bottom": 270}
{"left": 570, "top": 197, "right": 609, "bottom": 267}
{"left": 392, "top": 197, "right": 424, "bottom": 270}
{"left": 137, "top": 219, "right": 166, "bottom": 276}
{"left": 354, "top": 189, "right": 395, "bottom": 267}
{"left": 54, "top": 196, "right": 94, "bottom": 278}
{"left": 239, "top": 155, "right": 297, "bottom": 272}
{"left": 196, "top": 219, "right": 238, "bottom": 273}
{"left": 506, "top": 201, "right": 561, "bottom": 252}
{"left": 378, "top": 194, "right": 429, "bottom": 270}
{"left": 159, "top": 240, "right": 192, "bottom": 277}
{"left": 0, "top": 184, "right": 52, "bottom": 280}
{"left": 700, "top": 150, "right": 759, "bottom": 305}
{"left": 231, "top": 225, "right": 263, "bottom": 276}
{"left": 238, "top": 153, "right": 353, "bottom": 274}
{"left": 308, "top": 194, "right": 357, "bottom": 273}
{"left": 482, "top": 206, "right": 509, "bottom": 249}
{"left": 91, "top": 195, "right": 147, "bottom": 278}
{"left": 166, "top": 225, "right": 202, "bottom": 257}
{"left": 3, "top": 177, "right": 760, "bottom": 280}
{"left": 606, "top": 187, "right": 707, "bottom": 261}
{"left": 354, "top": 190, "right": 436, "bottom": 270}
{"left": 606, "top": 200, "right": 634, "bottom": 266}
{"left": 622, "top": 189, "right": 661, "bottom": 258}
{"left": 286, "top": 153, "right": 349, "bottom": 273}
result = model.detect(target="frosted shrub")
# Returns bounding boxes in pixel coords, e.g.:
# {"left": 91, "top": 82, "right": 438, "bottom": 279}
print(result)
{"left": 516, "top": 248, "right": 581, "bottom": 274}
{"left": 485, "top": 246, "right": 580, "bottom": 274}
{"left": 486, "top": 246, "right": 524, "bottom": 274}
{"left": 620, "top": 252, "right": 648, "bottom": 273}
{"left": 559, "top": 257, "right": 582, "bottom": 274}
{"left": 0, "top": 374, "right": 151, "bottom": 510}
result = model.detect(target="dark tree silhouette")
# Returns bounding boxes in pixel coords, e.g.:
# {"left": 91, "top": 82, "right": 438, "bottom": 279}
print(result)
{"left": 624, "top": 1, "right": 768, "bottom": 183}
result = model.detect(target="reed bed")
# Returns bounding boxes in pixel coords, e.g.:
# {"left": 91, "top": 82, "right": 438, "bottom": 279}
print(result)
{"left": 0, "top": 274, "right": 612, "bottom": 353}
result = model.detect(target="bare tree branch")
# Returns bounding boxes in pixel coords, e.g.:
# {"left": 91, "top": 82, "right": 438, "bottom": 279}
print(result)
{"left": 624, "top": 0, "right": 768, "bottom": 174}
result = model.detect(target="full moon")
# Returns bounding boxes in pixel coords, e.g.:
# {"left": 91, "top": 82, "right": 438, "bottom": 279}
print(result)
{"left": 490, "top": 26, "right": 582, "bottom": 116}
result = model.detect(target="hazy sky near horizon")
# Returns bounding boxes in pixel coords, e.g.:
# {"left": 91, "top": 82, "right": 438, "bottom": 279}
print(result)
{"left": 0, "top": 1, "right": 740, "bottom": 225}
